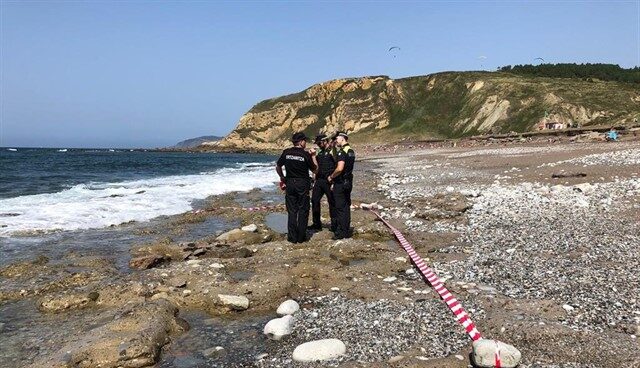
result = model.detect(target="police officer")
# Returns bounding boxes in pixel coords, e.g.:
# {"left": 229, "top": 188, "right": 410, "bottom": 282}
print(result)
{"left": 327, "top": 131, "right": 355, "bottom": 240}
{"left": 276, "top": 132, "right": 317, "bottom": 243}
{"left": 310, "top": 134, "right": 336, "bottom": 231}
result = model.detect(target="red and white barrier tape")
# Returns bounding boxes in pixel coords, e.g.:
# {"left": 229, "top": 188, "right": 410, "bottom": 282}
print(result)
{"left": 192, "top": 204, "right": 285, "bottom": 214}
{"left": 370, "top": 210, "right": 483, "bottom": 341}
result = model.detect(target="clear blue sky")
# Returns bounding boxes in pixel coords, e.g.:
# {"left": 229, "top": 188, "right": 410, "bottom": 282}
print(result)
{"left": 1, "top": 1, "right": 638, "bottom": 148}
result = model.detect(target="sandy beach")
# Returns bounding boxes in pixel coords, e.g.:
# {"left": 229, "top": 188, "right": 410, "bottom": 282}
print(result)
{"left": 1, "top": 138, "right": 639, "bottom": 368}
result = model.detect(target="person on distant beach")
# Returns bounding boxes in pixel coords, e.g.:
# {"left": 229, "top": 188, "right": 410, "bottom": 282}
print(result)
{"left": 310, "top": 134, "right": 336, "bottom": 231}
{"left": 328, "top": 131, "right": 355, "bottom": 240}
{"left": 276, "top": 132, "right": 317, "bottom": 243}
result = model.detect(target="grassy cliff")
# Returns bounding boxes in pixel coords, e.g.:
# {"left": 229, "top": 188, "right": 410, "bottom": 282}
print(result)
{"left": 215, "top": 70, "right": 640, "bottom": 150}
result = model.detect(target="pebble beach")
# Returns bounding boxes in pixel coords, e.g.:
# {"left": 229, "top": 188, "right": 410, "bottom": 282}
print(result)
{"left": 1, "top": 138, "right": 639, "bottom": 367}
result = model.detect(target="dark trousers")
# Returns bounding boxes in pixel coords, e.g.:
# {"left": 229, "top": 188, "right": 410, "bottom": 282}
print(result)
{"left": 285, "top": 178, "right": 311, "bottom": 243}
{"left": 311, "top": 179, "right": 336, "bottom": 230}
{"left": 332, "top": 180, "right": 352, "bottom": 238}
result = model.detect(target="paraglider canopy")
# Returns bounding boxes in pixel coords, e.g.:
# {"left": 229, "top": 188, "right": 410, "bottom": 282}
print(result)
{"left": 534, "top": 57, "right": 545, "bottom": 63}
{"left": 388, "top": 46, "right": 401, "bottom": 58}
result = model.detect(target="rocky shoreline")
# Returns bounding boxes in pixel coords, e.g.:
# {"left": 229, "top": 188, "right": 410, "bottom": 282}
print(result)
{"left": 1, "top": 139, "right": 639, "bottom": 367}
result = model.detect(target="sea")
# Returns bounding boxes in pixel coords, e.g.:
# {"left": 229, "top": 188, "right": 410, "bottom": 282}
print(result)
{"left": 0, "top": 148, "right": 278, "bottom": 265}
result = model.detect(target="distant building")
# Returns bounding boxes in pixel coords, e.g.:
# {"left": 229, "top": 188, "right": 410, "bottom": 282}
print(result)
{"left": 537, "top": 120, "right": 565, "bottom": 130}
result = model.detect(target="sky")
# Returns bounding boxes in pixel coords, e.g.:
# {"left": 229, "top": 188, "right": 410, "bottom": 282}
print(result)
{"left": 1, "top": 1, "right": 639, "bottom": 148}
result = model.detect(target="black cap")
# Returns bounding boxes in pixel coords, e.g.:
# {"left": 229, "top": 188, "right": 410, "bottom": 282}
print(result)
{"left": 314, "top": 134, "right": 328, "bottom": 144}
{"left": 291, "top": 132, "right": 309, "bottom": 143}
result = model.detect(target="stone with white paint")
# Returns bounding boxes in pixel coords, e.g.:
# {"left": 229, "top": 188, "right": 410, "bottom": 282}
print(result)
{"left": 263, "top": 315, "right": 294, "bottom": 341}
{"left": 292, "top": 339, "right": 346, "bottom": 362}
{"left": 276, "top": 299, "right": 300, "bottom": 316}
{"left": 472, "top": 339, "right": 521, "bottom": 368}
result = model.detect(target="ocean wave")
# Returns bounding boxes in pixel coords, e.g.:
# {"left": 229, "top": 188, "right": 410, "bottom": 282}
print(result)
{"left": 0, "top": 164, "right": 278, "bottom": 237}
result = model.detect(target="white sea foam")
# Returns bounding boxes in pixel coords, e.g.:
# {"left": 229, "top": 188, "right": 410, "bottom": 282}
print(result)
{"left": 0, "top": 164, "right": 278, "bottom": 237}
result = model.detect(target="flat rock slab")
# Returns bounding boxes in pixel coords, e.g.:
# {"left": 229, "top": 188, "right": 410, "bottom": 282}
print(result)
{"left": 38, "top": 293, "right": 93, "bottom": 313}
{"left": 31, "top": 299, "right": 186, "bottom": 368}
{"left": 292, "top": 338, "right": 346, "bottom": 362}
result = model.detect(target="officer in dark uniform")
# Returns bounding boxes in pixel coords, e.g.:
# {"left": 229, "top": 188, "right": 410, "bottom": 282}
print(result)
{"left": 310, "top": 134, "right": 336, "bottom": 231}
{"left": 276, "top": 132, "right": 317, "bottom": 243}
{"left": 327, "top": 131, "right": 355, "bottom": 240}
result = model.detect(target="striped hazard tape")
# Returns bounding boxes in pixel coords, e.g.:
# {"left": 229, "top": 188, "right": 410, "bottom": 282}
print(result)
{"left": 370, "top": 209, "right": 511, "bottom": 367}
{"left": 192, "top": 204, "right": 285, "bottom": 214}
{"left": 370, "top": 210, "right": 483, "bottom": 341}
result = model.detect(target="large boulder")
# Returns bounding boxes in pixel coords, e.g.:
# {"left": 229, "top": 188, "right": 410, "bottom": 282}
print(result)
{"left": 31, "top": 299, "right": 187, "bottom": 368}
{"left": 263, "top": 315, "right": 294, "bottom": 341}
{"left": 292, "top": 339, "right": 346, "bottom": 362}
{"left": 472, "top": 339, "right": 521, "bottom": 368}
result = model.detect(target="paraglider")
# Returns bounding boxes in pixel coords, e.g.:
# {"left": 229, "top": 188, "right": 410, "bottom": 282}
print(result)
{"left": 534, "top": 57, "right": 545, "bottom": 63}
{"left": 478, "top": 55, "right": 487, "bottom": 69}
{"left": 388, "top": 46, "right": 401, "bottom": 58}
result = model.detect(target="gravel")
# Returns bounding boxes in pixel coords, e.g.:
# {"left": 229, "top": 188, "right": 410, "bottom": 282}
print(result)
{"left": 439, "top": 179, "right": 640, "bottom": 333}
{"left": 257, "top": 294, "right": 477, "bottom": 367}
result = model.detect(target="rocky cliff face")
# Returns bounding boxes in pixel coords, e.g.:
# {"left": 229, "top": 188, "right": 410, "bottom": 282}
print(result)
{"left": 213, "top": 72, "right": 640, "bottom": 151}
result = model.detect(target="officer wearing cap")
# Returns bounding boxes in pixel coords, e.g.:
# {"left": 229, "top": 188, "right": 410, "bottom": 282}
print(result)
{"left": 310, "top": 134, "right": 337, "bottom": 231}
{"left": 276, "top": 132, "right": 317, "bottom": 243}
{"left": 327, "top": 131, "right": 355, "bottom": 239}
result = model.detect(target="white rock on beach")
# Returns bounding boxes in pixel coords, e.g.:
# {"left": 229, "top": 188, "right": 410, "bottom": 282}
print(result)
{"left": 472, "top": 339, "right": 521, "bottom": 368}
{"left": 241, "top": 224, "right": 258, "bottom": 232}
{"left": 276, "top": 299, "right": 300, "bottom": 316}
{"left": 292, "top": 338, "right": 346, "bottom": 362}
{"left": 217, "top": 294, "right": 249, "bottom": 310}
{"left": 263, "top": 315, "right": 293, "bottom": 341}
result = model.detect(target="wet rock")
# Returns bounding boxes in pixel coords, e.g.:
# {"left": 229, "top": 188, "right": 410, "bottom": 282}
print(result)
{"left": 277, "top": 299, "right": 300, "bottom": 316}
{"left": 217, "top": 294, "right": 250, "bottom": 311}
{"left": 292, "top": 338, "right": 346, "bottom": 362}
{"left": 129, "top": 255, "right": 167, "bottom": 270}
{"left": 472, "top": 339, "right": 521, "bottom": 368}
{"left": 263, "top": 315, "right": 294, "bottom": 341}
{"left": 241, "top": 224, "right": 258, "bottom": 232}
{"left": 38, "top": 293, "right": 93, "bottom": 313}
{"left": 32, "top": 299, "right": 185, "bottom": 368}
